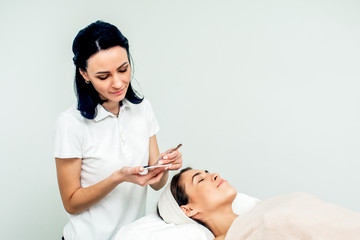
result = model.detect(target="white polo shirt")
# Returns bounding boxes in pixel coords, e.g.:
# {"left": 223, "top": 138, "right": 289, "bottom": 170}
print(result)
{"left": 54, "top": 98, "right": 159, "bottom": 240}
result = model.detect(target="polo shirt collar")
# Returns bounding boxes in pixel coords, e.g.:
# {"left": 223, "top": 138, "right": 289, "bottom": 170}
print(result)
{"left": 94, "top": 99, "right": 131, "bottom": 122}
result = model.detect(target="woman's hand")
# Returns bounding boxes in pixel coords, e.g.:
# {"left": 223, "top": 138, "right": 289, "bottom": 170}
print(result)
{"left": 147, "top": 136, "right": 183, "bottom": 190}
{"left": 157, "top": 148, "right": 183, "bottom": 171}
{"left": 115, "top": 166, "right": 166, "bottom": 187}
{"left": 56, "top": 157, "right": 167, "bottom": 215}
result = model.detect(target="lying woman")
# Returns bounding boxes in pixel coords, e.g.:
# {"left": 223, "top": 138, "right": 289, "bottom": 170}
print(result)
{"left": 158, "top": 167, "right": 360, "bottom": 240}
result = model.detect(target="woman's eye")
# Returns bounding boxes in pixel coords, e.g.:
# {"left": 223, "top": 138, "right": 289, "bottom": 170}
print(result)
{"left": 119, "top": 67, "right": 127, "bottom": 73}
{"left": 98, "top": 75, "right": 108, "bottom": 80}
{"left": 198, "top": 178, "right": 204, "bottom": 183}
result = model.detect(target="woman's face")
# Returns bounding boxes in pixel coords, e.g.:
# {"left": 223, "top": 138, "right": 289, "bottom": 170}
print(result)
{"left": 179, "top": 169, "right": 237, "bottom": 217}
{"left": 80, "top": 46, "right": 131, "bottom": 103}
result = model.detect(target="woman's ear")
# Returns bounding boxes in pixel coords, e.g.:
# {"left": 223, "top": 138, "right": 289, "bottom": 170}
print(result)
{"left": 180, "top": 205, "right": 198, "bottom": 218}
{"left": 79, "top": 68, "right": 90, "bottom": 82}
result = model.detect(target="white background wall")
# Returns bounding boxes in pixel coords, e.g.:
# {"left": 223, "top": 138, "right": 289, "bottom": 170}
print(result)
{"left": 1, "top": 0, "right": 359, "bottom": 239}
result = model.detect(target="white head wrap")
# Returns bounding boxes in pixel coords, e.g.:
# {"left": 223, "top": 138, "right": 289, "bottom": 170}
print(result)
{"left": 158, "top": 183, "right": 197, "bottom": 225}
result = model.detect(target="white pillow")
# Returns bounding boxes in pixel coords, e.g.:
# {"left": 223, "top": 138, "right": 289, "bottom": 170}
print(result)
{"left": 114, "top": 193, "right": 259, "bottom": 240}
{"left": 232, "top": 193, "right": 260, "bottom": 215}
{"left": 113, "top": 213, "right": 213, "bottom": 240}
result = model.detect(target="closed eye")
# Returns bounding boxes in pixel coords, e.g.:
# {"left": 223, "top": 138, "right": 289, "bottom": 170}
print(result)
{"left": 192, "top": 170, "right": 209, "bottom": 185}
{"left": 98, "top": 75, "right": 109, "bottom": 80}
{"left": 118, "top": 67, "right": 128, "bottom": 73}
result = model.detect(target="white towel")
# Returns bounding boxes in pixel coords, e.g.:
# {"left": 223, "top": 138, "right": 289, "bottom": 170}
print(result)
{"left": 158, "top": 183, "right": 197, "bottom": 225}
{"left": 158, "top": 183, "right": 261, "bottom": 225}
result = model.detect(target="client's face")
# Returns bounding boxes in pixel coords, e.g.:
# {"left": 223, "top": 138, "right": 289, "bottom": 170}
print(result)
{"left": 180, "top": 169, "right": 237, "bottom": 216}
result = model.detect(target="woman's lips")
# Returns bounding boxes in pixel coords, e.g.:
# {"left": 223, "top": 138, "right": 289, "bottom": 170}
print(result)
{"left": 111, "top": 87, "right": 125, "bottom": 95}
{"left": 217, "top": 179, "right": 226, "bottom": 188}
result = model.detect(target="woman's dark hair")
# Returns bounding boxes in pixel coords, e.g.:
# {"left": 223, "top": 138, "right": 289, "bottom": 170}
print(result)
{"left": 170, "top": 167, "right": 192, "bottom": 207}
{"left": 157, "top": 167, "right": 208, "bottom": 228}
{"left": 72, "top": 20, "right": 143, "bottom": 119}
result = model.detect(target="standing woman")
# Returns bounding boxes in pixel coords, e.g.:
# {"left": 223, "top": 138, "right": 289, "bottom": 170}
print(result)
{"left": 54, "top": 20, "right": 182, "bottom": 240}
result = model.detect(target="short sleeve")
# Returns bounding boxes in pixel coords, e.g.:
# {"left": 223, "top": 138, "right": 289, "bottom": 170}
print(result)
{"left": 144, "top": 99, "right": 160, "bottom": 137}
{"left": 54, "top": 112, "right": 83, "bottom": 159}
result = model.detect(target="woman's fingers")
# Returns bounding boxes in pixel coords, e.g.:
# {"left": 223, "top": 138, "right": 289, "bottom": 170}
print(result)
{"left": 120, "top": 166, "right": 164, "bottom": 186}
{"left": 161, "top": 150, "right": 178, "bottom": 160}
{"left": 125, "top": 166, "right": 145, "bottom": 175}
{"left": 168, "top": 158, "right": 183, "bottom": 170}
{"left": 144, "top": 170, "right": 165, "bottom": 185}
{"left": 135, "top": 166, "right": 145, "bottom": 174}
{"left": 137, "top": 167, "right": 165, "bottom": 186}
{"left": 158, "top": 151, "right": 181, "bottom": 163}
{"left": 158, "top": 146, "right": 179, "bottom": 161}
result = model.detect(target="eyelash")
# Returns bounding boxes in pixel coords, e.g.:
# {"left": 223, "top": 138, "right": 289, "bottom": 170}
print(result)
{"left": 98, "top": 76, "right": 108, "bottom": 80}
{"left": 119, "top": 67, "right": 128, "bottom": 73}
{"left": 97, "top": 68, "right": 128, "bottom": 80}
{"left": 198, "top": 178, "right": 204, "bottom": 183}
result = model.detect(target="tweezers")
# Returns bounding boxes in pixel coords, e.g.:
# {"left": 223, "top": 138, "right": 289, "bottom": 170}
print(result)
{"left": 144, "top": 143, "right": 182, "bottom": 168}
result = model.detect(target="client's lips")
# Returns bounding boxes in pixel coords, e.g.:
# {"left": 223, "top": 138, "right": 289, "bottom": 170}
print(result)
{"left": 217, "top": 179, "right": 226, "bottom": 188}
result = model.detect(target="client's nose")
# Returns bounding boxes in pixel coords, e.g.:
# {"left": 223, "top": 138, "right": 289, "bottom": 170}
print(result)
{"left": 211, "top": 173, "right": 219, "bottom": 181}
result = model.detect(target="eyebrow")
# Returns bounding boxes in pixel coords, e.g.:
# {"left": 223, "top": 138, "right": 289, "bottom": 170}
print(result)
{"left": 192, "top": 170, "right": 209, "bottom": 183}
{"left": 95, "top": 62, "right": 128, "bottom": 75}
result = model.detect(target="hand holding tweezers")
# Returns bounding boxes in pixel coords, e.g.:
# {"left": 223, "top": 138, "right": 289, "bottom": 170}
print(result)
{"left": 144, "top": 143, "right": 182, "bottom": 168}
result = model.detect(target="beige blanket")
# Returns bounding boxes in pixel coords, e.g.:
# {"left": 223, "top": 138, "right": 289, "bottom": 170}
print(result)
{"left": 225, "top": 192, "right": 360, "bottom": 240}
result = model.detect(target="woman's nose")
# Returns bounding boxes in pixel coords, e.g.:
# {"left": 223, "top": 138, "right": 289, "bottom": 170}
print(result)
{"left": 211, "top": 173, "right": 219, "bottom": 181}
{"left": 112, "top": 75, "right": 124, "bottom": 88}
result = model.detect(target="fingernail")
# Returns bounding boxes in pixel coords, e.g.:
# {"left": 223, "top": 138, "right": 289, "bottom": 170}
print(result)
{"left": 163, "top": 156, "right": 168, "bottom": 159}
{"left": 159, "top": 161, "right": 163, "bottom": 165}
